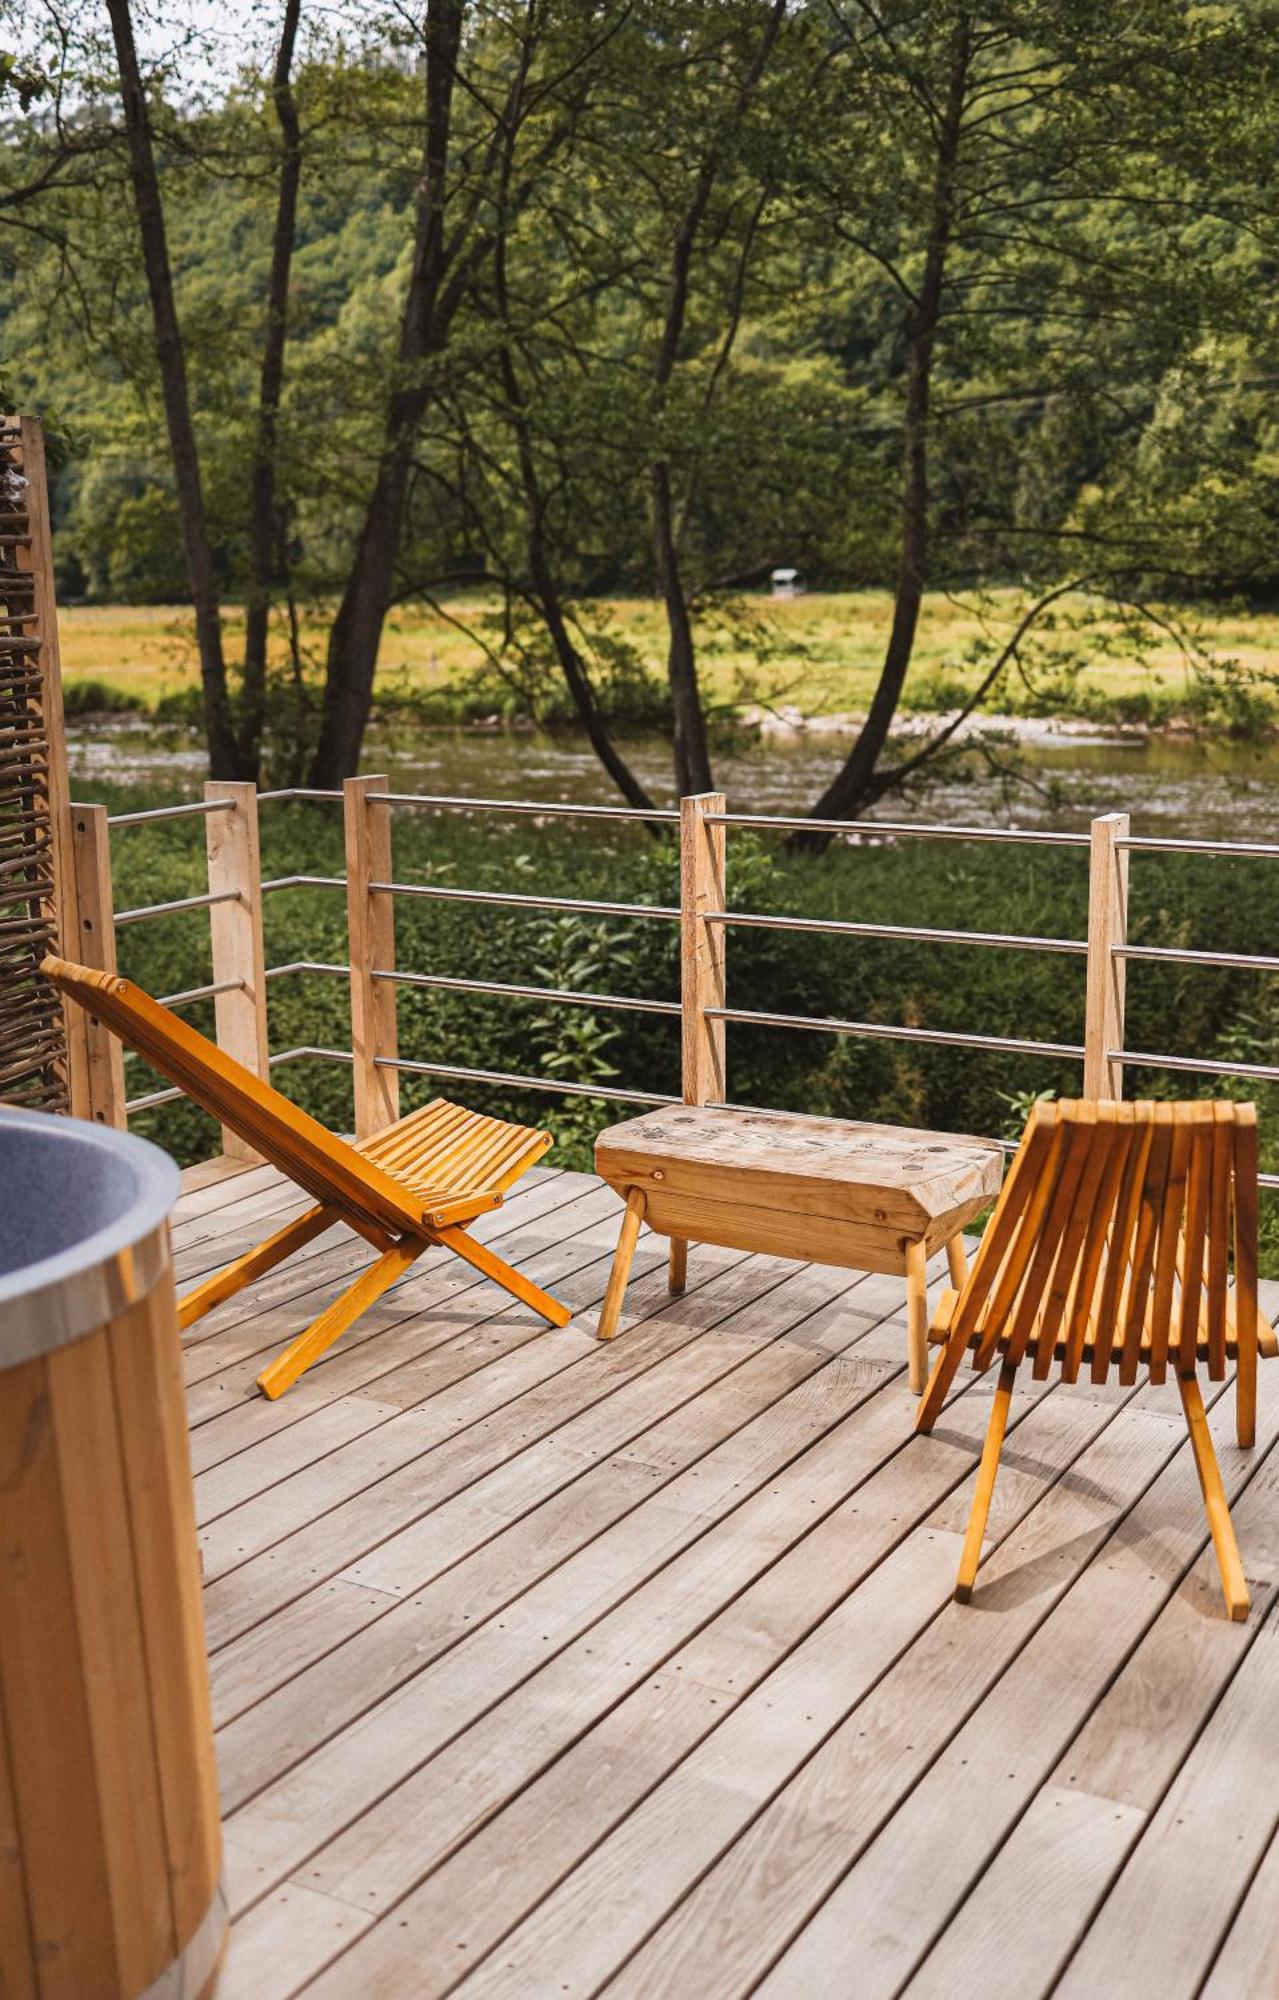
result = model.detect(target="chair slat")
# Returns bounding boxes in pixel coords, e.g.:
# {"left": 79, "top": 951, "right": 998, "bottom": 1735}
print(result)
{"left": 1036, "top": 1103, "right": 1121, "bottom": 1381}
{"left": 1063, "top": 1103, "right": 1135, "bottom": 1382}
{"left": 972, "top": 1107, "right": 1066, "bottom": 1370}
{"left": 1177, "top": 1104, "right": 1215, "bottom": 1374}
{"left": 1147, "top": 1111, "right": 1193, "bottom": 1384}
{"left": 1018, "top": 1105, "right": 1099, "bottom": 1378}
{"left": 1234, "top": 1105, "right": 1260, "bottom": 1443}
{"left": 1206, "top": 1104, "right": 1233, "bottom": 1378}
{"left": 1090, "top": 1113, "right": 1154, "bottom": 1384}
{"left": 1117, "top": 1103, "right": 1173, "bottom": 1385}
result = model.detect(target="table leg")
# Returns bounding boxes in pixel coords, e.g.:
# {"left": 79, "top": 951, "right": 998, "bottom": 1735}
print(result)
{"left": 597, "top": 1187, "right": 647, "bottom": 1341}
{"left": 905, "top": 1238, "right": 929, "bottom": 1395}
{"left": 669, "top": 1238, "right": 688, "bottom": 1294}
{"left": 946, "top": 1234, "right": 969, "bottom": 1290}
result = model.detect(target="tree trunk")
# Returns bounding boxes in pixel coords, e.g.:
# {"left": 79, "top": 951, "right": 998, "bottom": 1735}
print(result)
{"left": 801, "top": 15, "right": 971, "bottom": 842}
{"left": 488, "top": 64, "right": 660, "bottom": 818}
{"left": 651, "top": 457, "right": 713, "bottom": 794}
{"left": 649, "top": 0, "right": 787, "bottom": 801}
{"left": 105, "top": 0, "right": 240, "bottom": 778}
{"left": 239, "top": 0, "right": 304, "bottom": 778}
{"left": 308, "top": 0, "right": 465, "bottom": 787}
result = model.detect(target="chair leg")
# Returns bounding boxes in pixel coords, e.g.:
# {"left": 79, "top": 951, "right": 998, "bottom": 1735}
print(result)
{"left": 955, "top": 1358, "right": 1017, "bottom": 1603}
{"left": 597, "top": 1188, "right": 646, "bottom": 1341}
{"left": 905, "top": 1238, "right": 929, "bottom": 1396}
{"left": 1178, "top": 1371, "right": 1250, "bottom": 1622}
{"left": 433, "top": 1224, "right": 572, "bottom": 1328}
{"left": 178, "top": 1204, "right": 335, "bottom": 1330}
{"left": 256, "top": 1238, "right": 425, "bottom": 1400}
{"left": 669, "top": 1238, "right": 688, "bottom": 1295}
{"left": 946, "top": 1234, "right": 969, "bottom": 1290}
{"left": 1237, "top": 1338, "right": 1257, "bottom": 1451}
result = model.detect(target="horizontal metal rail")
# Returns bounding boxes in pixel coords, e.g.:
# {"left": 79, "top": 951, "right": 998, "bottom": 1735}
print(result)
{"left": 115, "top": 888, "right": 240, "bottom": 927}
{"left": 1113, "top": 1048, "right": 1279, "bottom": 1084}
{"left": 264, "top": 959, "right": 348, "bottom": 979}
{"left": 703, "top": 908, "right": 1086, "bottom": 956}
{"left": 257, "top": 788, "right": 343, "bottom": 804}
{"left": 708, "top": 1005, "right": 1083, "bottom": 1062}
{"left": 269, "top": 1045, "right": 352, "bottom": 1068}
{"left": 369, "top": 791, "right": 679, "bottom": 825}
{"left": 157, "top": 978, "right": 244, "bottom": 1009}
{"left": 1117, "top": 833, "right": 1279, "bottom": 859}
{"left": 370, "top": 880, "right": 680, "bottom": 922}
{"left": 125, "top": 1038, "right": 338, "bottom": 1113}
{"left": 107, "top": 799, "right": 234, "bottom": 828}
{"left": 708, "top": 810, "right": 1091, "bottom": 848}
{"left": 373, "top": 969, "right": 681, "bottom": 1015}
{"left": 260, "top": 874, "right": 345, "bottom": 895}
{"left": 1114, "top": 941, "right": 1279, "bottom": 973}
{"left": 124, "top": 1084, "right": 185, "bottom": 1113}
{"left": 373, "top": 1055, "right": 678, "bottom": 1106}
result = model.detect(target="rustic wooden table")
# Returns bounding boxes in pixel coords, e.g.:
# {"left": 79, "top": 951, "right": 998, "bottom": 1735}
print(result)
{"left": 595, "top": 1104, "right": 1004, "bottom": 1392}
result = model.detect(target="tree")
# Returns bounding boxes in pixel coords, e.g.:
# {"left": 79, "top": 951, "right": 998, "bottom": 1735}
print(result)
{"left": 105, "top": 0, "right": 301, "bottom": 777}
{"left": 796, "top": 0, "right": 1272, "bottom": 831}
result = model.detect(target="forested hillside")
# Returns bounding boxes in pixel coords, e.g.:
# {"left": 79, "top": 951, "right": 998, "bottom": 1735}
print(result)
{"left": 4, "top": 1, "right": 1279, "bottom": 799}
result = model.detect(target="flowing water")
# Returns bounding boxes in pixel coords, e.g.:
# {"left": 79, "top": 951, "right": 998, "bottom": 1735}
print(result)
{"left": 67, "top": 711, "right": 1279, "bottom": 841}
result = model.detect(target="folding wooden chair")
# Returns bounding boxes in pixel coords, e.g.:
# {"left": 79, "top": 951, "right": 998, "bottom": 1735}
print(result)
{"left": 43, "top": 955, "right": 571, "bottom": 1398}
{"left": 917, "top": 1099, "right": 1276, "bottom": 1621}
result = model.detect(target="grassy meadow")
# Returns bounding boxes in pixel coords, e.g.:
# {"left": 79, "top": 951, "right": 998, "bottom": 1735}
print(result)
{"left": 55, "top": 590, "right": 1279, "bottom": 728}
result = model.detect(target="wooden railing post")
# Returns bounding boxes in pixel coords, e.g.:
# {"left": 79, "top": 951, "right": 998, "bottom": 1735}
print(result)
{"left": 344, "top": 774, "right": 399, "bottom": 1139}
{"left": 68, "top": 802, "right": 126, "bottom": 1127}
{"left": 672, "top": 790, "right": 727, "bottom": 1291}
{"left": 1084, "top": 810, "right": 1129, "bottom": 1101}
{"left": 205, "top": 779, "right": 269, "bottom": 1159}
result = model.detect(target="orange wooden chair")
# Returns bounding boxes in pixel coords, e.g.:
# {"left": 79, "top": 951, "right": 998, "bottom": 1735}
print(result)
{"left": 917, "top": 1099, "right": 1276, "bottom": 1621}
{"left": 44, "top": 956, "right": 571, "bottom": 1398}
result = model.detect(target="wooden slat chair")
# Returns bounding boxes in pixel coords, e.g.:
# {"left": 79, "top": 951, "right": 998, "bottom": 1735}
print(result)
{"left": 917, "top": 1098, "right": 1276, "bottom": 1621}
{"left": 43, "top": 956, "right": 571, "bottom": 1398}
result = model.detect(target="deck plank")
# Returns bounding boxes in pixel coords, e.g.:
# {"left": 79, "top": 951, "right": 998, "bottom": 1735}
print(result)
{"left": 209, "top": 1259, "right": 884, "bottom": 1775}
{"left": 746, "top": 1391, "right": 1279, "bottom": 2000}
{"left": 170, "top": 1169, "right": 1279, "bottom": 2000}
{"left": 439, "top": 1392, "right": 1188, "bottom": 1997}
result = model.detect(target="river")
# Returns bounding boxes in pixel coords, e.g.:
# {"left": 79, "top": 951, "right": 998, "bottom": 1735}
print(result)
{"left": 66, "top": 711, "right": 1279, "bottom": 842}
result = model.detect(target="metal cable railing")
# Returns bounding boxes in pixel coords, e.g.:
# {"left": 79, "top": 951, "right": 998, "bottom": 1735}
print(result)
{"left": 709, "top": 1005, "right": 1082, "bottom": 1062}
{"left": 373, "top": 1053, "right": 677, "bottom": 1107}
{"left": 372, "top": 969, "right": 682, "bottom": 1016}
{"left": 107, "top": 798, "right": 235, "bottom": 828}
{"left": 115, "top": 888, "right": 240, "bottom": 926}
{"left": 702, "top": 908, "right": 1086, "bottom": 956}
{"left": 368, "top": 791, "right": 679, "bottom": 825}
{"left": 1115, "top": 942, "right": 1279, "bottom": 972}
{"left": 1116, "top": 832, "right": 1279, "bottom": 858}
{"left": 156, "top": 977, "right": 244, "bottom": 1009}
{"left": 95, "top": 786, "right": 1279, "bottom": 1199}
{"left": 707, "top": 808, "right": 1093, "bottom": 847}
{"left": 369, "top": 880, "right": 680, "bottom": 922}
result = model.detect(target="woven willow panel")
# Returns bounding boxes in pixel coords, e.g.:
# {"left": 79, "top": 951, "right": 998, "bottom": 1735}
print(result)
{"left": 0, "top": 417, "right": 70, "bottom": 1112}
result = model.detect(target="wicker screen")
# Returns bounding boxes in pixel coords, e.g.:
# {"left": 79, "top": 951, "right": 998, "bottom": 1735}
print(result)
{"left": 0, "top": 416, "right": 71, "bottom": 1112}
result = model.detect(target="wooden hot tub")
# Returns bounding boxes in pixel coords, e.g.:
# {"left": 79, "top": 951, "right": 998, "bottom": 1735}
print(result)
{"left": 0, "top": 1108, "right": 224, "bottom": 1999}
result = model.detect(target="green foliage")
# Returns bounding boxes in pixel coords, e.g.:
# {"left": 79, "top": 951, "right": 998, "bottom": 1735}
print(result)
{"left": 9, "top": 0, "right": 1279, "bottom": 784}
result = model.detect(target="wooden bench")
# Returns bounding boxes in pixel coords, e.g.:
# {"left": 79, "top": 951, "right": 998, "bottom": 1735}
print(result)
{"left": 594, "top": 1105, "right": 1004, "bottom": 1391}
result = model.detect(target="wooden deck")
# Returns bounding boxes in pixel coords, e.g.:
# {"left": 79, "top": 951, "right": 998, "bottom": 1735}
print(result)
{"left": 175, "top": 1156, "right": 1279, "bottom": 2000}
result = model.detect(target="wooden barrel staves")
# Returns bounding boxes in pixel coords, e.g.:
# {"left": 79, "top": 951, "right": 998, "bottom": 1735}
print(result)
{"left": 0, "top": 1109, "right": 225, "bottom": 1999}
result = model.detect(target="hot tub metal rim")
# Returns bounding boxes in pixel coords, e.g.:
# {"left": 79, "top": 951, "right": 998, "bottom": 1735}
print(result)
{"left": 0, "top": 1106, "right": 180, "bottom": 1364}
